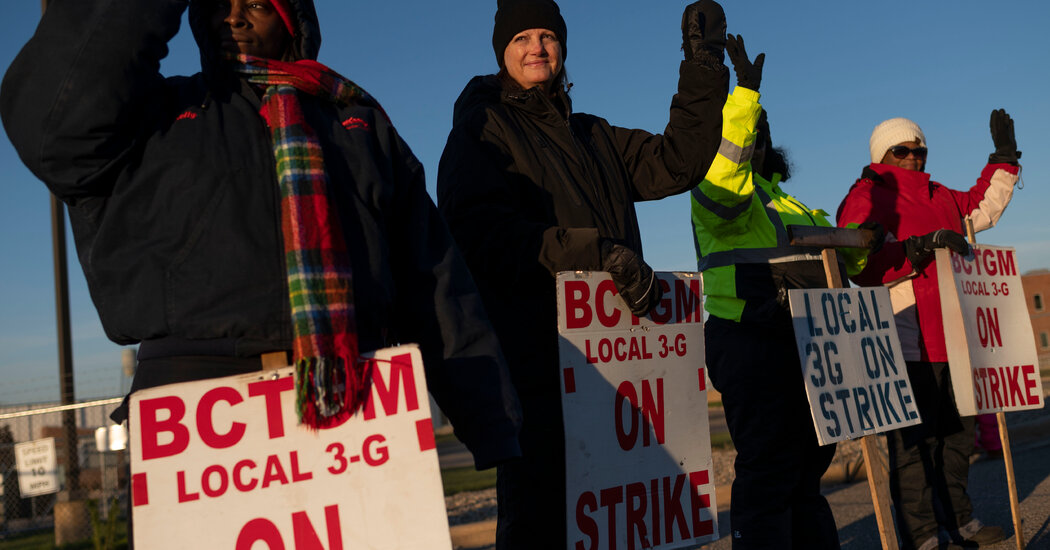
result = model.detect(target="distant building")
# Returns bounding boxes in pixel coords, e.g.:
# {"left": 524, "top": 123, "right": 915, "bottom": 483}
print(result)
{"left": 1022, "top": 269, "right": 1050, "bottom": 369}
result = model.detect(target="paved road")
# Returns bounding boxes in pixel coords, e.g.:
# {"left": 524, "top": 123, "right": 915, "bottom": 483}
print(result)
{"left": 700, "top": 411, "right": 1050, "bottom": 549}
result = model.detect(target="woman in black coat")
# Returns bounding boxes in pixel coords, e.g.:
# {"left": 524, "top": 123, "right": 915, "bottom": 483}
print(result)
{"left": 437, "top": 0, "right": 729, "bottom": 545}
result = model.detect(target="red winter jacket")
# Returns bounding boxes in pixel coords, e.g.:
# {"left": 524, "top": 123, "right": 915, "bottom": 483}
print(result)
{"left": 837, "top": 162, "right": 1019, "bottom": 362}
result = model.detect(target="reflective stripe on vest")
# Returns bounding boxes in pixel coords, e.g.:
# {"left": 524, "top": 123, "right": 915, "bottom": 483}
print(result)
{"left": 718, "top": 136, "right": 755, "bottom": 165}
{"left": 697, "top": 182, "right": 829, "bottom": 271}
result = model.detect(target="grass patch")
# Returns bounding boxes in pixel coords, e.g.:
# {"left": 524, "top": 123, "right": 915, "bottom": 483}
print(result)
{"left": 710, "top": 432, "right": 734, "bottom": 450}
{"left": 441, "top": 466, "right": 497, "bottom": 496}
{"left": 434, "top": 430, "right": 459, "bottom": 446}
{"left": 0, "top": 526, "right": 128, "bottom": 550}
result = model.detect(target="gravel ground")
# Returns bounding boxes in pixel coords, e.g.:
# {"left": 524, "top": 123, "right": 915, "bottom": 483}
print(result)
{"left": 445, "top": 401, "right": 1050, "bottom": 527}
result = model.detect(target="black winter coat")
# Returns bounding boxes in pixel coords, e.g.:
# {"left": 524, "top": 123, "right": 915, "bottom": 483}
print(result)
{"left": 437, "top": 63, "right": 728, "bottom": 399}
{"left": 1, "top": 0, "right": 520, "bottom": 469}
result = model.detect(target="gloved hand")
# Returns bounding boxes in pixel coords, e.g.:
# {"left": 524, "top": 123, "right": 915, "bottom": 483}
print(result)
{"left": 904, "top": 229, "right": 971, "bottom": 268}
{"left": 725, "top": 34, "right": 764, "bottom": 92}
{"left": 601, "top": 240, "right": 663, "bottom": 317}
{"left": 858, "top": 221, "right": 886, "bottom": 254}
{"left": 988, "top": 108, "right": 1022, "bottom": 165}
{"left": 681, "top": 0, "right": 727, "bottom": 67}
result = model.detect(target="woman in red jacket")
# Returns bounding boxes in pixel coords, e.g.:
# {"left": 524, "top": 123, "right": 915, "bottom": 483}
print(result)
{"left": 837, "top": 113, "right": 1021, "bottom": 550}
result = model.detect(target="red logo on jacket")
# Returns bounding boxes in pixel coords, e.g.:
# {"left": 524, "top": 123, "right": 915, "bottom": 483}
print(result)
{"left": 342, "top": 117, "right": 370, "bottom": 131}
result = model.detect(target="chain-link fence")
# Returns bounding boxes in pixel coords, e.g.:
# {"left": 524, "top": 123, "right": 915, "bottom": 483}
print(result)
{"left": 0, "top": 400, "right": 127, "bottom": 548}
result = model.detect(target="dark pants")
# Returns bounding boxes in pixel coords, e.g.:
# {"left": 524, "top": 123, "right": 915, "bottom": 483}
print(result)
{"left": 496, "top": 391, "right": 566, "bottom": 549}
{"left": 887, "top": 361, "right": 975, "bottom": 549}
{"left": 706, "top": 316, "right": 840, "bottom": 550}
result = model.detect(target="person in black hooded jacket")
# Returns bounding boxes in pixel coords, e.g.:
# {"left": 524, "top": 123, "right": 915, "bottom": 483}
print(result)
{"left": 437, "top": 0, "right": 728, "bottom": 546}
{"left": 1, "top": 0, "right": 521, "bottom": 470}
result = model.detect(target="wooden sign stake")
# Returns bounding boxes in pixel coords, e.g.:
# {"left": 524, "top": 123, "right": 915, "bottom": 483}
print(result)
{"left": 965, "top": 218, "right": 1025, "bottom": 549}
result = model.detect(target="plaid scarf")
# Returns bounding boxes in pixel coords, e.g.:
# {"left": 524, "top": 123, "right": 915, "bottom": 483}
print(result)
{"left": 233, "top": 54, "right": 386, "bottom": 428}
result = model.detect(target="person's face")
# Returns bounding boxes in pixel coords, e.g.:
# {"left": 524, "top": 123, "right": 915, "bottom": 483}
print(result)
{"left": 880, "top": 140, "right": 927, "bottom": 172}
{"left": 503, "top": 28, "right": 563, "bottom": 91}
{"left": 209, "top": 0, "right": 290, "bottom": 60}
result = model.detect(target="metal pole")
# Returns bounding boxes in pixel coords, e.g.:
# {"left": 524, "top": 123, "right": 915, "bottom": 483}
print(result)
{"left": 40, "top": 0, "right": 80, "bottom": 496}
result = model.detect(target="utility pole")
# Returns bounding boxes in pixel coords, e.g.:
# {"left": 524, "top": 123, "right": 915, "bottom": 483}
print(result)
{"left": 40, "top": 0, "right": 80, "bottom": 496}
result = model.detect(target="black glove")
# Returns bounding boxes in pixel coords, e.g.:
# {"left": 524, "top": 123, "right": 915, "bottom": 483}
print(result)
{"left": 858, "top": 221, "right": 886, "bottom": 254}
{"left": 904, "top": 229, "right": 971, "bottom": 268}
{"left": 601, "top": 240, "right": 663, "bottom": 317}
{"left": 681, "top": 0, "right": 727, "bottom": 67}
{"left": 988, "top": 108, "right": 1021, "bottom": 165}
{"left": 725, "top": 34, "right": 764, "bottom": 91}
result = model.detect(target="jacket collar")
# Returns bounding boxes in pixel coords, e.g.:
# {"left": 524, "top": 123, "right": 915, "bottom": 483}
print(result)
{"left": 866, "top": 163, "right": 932, "bottom": 190}
{"left": 501, "top": 81, "right": 572, "bottom": 126}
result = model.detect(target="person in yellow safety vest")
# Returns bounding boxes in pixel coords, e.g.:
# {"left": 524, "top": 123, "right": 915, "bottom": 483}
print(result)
{"left": 689, "top": 35, "right": 879, "bottom": 549}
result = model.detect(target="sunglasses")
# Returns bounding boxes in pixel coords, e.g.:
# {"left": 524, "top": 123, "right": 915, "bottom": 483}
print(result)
{"left": 889, "top": 145, "right": 928, "bottom": 160}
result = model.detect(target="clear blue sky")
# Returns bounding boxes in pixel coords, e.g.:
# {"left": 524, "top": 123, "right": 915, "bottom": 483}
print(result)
{"left": 1, "top": 0, "right": 1047, "bottom": 405}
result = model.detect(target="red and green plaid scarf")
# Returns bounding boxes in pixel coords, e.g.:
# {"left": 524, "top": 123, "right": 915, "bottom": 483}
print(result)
{"left": 233, "top": 54, "right": 386, "bottom": 428}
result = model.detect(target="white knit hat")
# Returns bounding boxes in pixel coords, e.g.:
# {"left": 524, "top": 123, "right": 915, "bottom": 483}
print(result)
{"left": 869, "top": 118, "right": 926, "bottom": 164}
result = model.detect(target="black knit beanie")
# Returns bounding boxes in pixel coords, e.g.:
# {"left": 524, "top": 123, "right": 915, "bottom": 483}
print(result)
{"left": 492, "top": 0, "right": 567, "bottom": 67}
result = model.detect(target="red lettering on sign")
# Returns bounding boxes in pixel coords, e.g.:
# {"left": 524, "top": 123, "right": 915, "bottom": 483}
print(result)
{"left": 197, "top": 387, "right": 246, "bottom": 449}
{"left": 641, "top": 379, "right": 665, "bottom": 447}
{"left": 614, "top": 379, "right": 666, "bottom": 451}
{"left": 363, "top": 434, "right": 390, "bottom": 466}
{"left": 566, "top": 280, "right": 592, "bottom": 329}
{"left": 675, "top": 279, "right": 702, "bottom": 324}
{"left": 234, "top": 460, "right": 258, "bottom": 492}
{"left": 236, "top": 518, "right": 285, "bottom": 550}
{"left": 650, "top": 478, "right": 662, "bottom": 546}
{"left": 140, "top": 396, "right": 190, "bottom": 460}
{"left": 989, "top": 368, "right": 1002, "bottom": 408}
{"left": 177, "top": 470, "right": 200, "bottom": 503}
{"left": 248, "top": 376, "right": 295, "bottom": 438}
{"left": 416, "top": 419, "right": 436, "bottom": 452}
{"left": 363, "top": 354, "right": 419, "bottom": 420}
{"left": 952, "top": 252, "right": 964, "bottom": 274}
{"left": 596, "top": 280, "right": 622, "bottom": 327}
{"left": 650, "top": 278, "right": 673, "bottom": 324}
{"left": 292, "top": 505, "right": 343, "bottom": 550}
{"left": 615, "top": 382, "right": 639, "bottom": 451}
{"left": 564, "top": 368, "right": 577, "bottom": 393}
{"left": 998, "top": 249, "right": 1017, "bottom": 276}
{"left": 290, "top": 451, "right": 313, "bottom": 482}
{"left": 576, "top": 491, "right": 599, "bottom": 550}
{"left": 132, "top": 473, "right": 148, "bottom": 507}
{"left": 625, "top": 482, "right": 649, "bottom": 550}
{"left": 697, "top": 368, "right": 706, "bottom": 392}
{"left": 662, "top": 474, "right": 690, "bottom": 542}
{"left": 262, "top": 454, "right": 290, "bottom": 488}
{"left": 599, "top": 487, "right": 624, "bottom": 549}
{"left": 1022, "top": 365, "right": 1040, "bottom": 405}
{"left": 202, "top": 464, "right": 229, "bottom": 498}
{"left": 1005, "top": 366, "right": 1026, "bottom": 407}
{"left": 573, "top": 471, "right": 713, "bottom": 548}
{"left": 975, "top": 307, "right": 1002, "bottom": 348}
{"left": 689, "top": 470, "right": 714, "bottom": 537}
{"left": 973, "top": 369, "right": 984, "bottom": 410}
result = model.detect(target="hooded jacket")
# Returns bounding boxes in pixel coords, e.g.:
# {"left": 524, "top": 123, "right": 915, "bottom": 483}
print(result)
{"left": 1, "top": 0, "right": 521, "bottom": 468}
{"left": 437, "top": 61, "right": 727, "bottom": 397}
{"left": 836, "top": 162, "right": 1019, "bottom": 362}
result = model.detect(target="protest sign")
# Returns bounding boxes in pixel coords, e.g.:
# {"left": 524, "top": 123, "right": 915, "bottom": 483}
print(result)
{"left": 788, "top": 287, "right": 923, "bottom": 446}
{"left": 559, "top": 271, "right": 716, "bottom": 550}
{"left": 937, "top": 246, "right": 1045, "bottom": 415}
{"left": 129, "top": 344, "right": 451, "bottom": 550}
{"left": 15, "top": 437, "right": 59, "bottom": 497}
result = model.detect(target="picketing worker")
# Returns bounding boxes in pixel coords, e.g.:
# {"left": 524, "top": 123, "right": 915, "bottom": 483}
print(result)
{"left": 690, "top": 32, "right": 878, "bottom": 549}
{"left": 836, "top": 114, "right": 1021, "bottom": 549}
{"left": 1, "top": 0, "right": 522, "bottom": 469}
{"left": 436, "top": 0, "right": 730, "bottom": 545}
